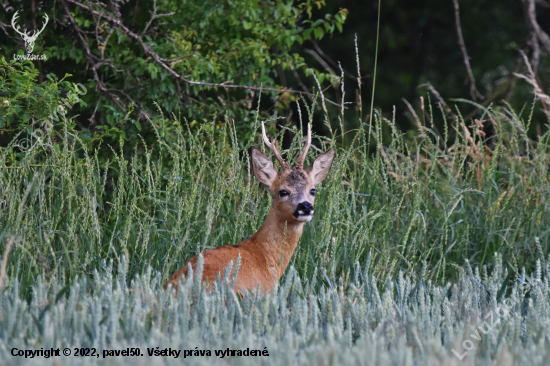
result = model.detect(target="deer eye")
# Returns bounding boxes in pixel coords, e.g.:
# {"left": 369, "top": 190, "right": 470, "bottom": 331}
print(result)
{"left": 310, "top": 189, "right": 316, "bottom": 196}
{"left": 278, "top": 190, "right": 289, "bottom": 198}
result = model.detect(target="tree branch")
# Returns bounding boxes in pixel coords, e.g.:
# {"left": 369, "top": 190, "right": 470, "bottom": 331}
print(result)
{"left": 141, "top": 0, "right": 176, "bottom": 36}
{"left": 61, "top": 0, "right": 150, "bottom": 125}
{"left": 310, "top": 40, "right": 359, "bottom": 82}
{"left": 522, "top": 0, "right": 550, "bottom": 60}
{"left": 513, "top": 51, "right": 550, "bottom": 124}
{"left": 453, "top": 0, "right": 483, "bottom": 101}
{"left": 62, "top": 0, "right": 342, "bottom": 107}
{"left": 304, "top": 49, "right": 336, "bottom": 75}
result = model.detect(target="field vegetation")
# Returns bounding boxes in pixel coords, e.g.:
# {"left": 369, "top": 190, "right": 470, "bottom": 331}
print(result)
{"left": 3, "top": 0, "right": 550, "bottom": 364}
{"left": 2, "top": 54, "right": 550, "bottom": 364}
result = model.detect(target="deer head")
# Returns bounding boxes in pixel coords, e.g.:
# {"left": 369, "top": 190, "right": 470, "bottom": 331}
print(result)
{"left": 11, "top": 11, "right": 49, "bottom": 54}
{"left": 251, "top": 122, "right": 335, "bottom": 224}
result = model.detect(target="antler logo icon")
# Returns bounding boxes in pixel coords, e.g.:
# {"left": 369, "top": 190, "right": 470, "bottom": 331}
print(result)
{"left": 11, "top": 10, "right": 48, "bottom": 54}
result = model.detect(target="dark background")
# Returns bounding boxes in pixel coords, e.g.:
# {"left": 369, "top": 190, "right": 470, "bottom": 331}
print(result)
{"left": 306, "top": 0, "right": 550, "bottom": 139}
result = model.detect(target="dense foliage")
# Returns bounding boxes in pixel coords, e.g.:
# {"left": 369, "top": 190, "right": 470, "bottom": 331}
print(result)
{"left": 0, "top": 0, "right": 346, "bottom": 154}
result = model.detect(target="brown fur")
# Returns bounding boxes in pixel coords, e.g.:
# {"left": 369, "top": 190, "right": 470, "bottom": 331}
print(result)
{"left": 164, "top": 146, "right": 335, "bottom": 295}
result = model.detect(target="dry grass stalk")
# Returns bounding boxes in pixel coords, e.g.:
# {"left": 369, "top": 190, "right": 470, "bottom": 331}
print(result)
{"left": 0, "top": 237, "right": 14, "bottom": 290}
{"left": 513, "top": 50, "right": 550, "bottom": 123}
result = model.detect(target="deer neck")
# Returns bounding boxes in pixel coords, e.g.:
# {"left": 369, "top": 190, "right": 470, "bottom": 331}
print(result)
{"left": 251, "top": 205, "right": 305, "bottom": 279}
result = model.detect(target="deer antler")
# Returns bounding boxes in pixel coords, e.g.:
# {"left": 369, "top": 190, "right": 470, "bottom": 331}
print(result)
{"left": 11, "top": 11, "right": 26, "bottom": 38}
{"left": 296, "top": 123, "right": 311, "bottom": 170}
{"left": 261, "top": 121, "right": 290, "bottom": 171}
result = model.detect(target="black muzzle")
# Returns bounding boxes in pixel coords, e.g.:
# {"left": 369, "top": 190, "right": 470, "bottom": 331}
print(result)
{"left": 294, "top": 202, "right": 314, "bottom": 217}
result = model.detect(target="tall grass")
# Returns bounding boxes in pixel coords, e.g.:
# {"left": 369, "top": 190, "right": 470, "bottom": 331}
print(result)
{"left": 2, "top": 80, "right": 550, "bottom": 364}
{"left": 1, "top": 97, "right": 549, "bottom": 295}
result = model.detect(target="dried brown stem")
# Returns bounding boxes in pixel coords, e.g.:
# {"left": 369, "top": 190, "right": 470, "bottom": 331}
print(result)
{"left": 513, "top": 51, "right": 550, "bottom": 124}
{"left": 402, "top": 98, "right": 424, "bottom": 134}
{"left": 0, "top": 237, "right": 14, "bottom": 291}
{"left": 416, "top": 83, "right": 448, "bottom": 150}
{"left": 453, "top": 0, "right": 483, "bottom": 101}
{"left": 523, "top": 0, "right": 550, "bottom": 57}
{"left": 311, "top": 40, "right": 358, "bottom": 82}
{"left": 291, "top": 65, "right": 314, "bottom": 103}
{"left": 304, "top": 49, "right": 336, "bottom": 75}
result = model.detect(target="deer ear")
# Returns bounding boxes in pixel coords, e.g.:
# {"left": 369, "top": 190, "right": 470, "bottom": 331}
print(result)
{"left": 306, "top": 148, "right": 335, "bottom": 185}
{"left": 251, "top": 147, "right": 278, "bottom": 186}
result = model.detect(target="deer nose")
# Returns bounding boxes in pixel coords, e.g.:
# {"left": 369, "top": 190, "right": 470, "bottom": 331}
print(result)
{"left": 297, "top": 202, "right": 314, "bottom": 215}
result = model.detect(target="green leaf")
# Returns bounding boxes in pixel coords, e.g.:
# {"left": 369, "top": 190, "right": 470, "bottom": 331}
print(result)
{"left": 313, "top": 27, "right": 324, "bottom": 40}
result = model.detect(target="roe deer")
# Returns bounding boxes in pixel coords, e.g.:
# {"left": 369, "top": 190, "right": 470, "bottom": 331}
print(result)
{"left": 165, "top": 122, "right": 335, "bottom": 294}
